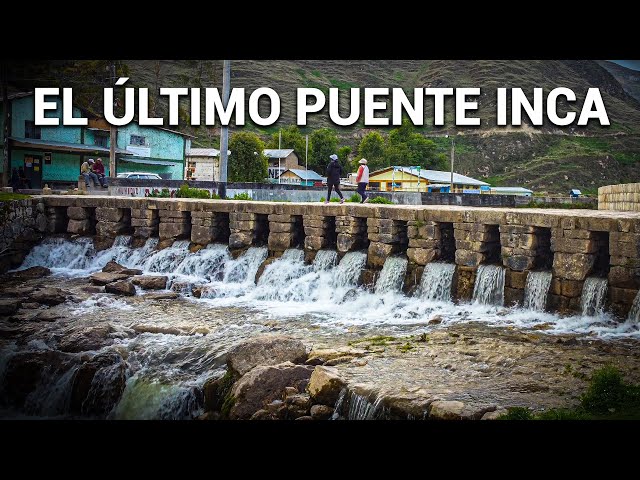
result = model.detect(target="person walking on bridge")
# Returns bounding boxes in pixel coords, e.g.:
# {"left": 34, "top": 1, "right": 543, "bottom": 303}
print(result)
{"left": 356, "top": 158, "right": 370, "bottom": 204}
{"left": 325, "top": 153, "right": 344, "bottom": 204}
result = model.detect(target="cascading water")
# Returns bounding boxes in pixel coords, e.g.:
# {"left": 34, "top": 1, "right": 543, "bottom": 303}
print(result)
{"left": 332, "top": 251, "right": 367, "bottom": 288}
{"left": 628, "top": 290, "right": 640, "bottom": 323}
{"left": 418, "top": 262, "right": 456, "bottom": 302}
{"left": 472, "top": 265, "right": 505, "bottom": 306}
{"left": 581, "top": 277, "right": 608, "bottom": 316}
{"left": 223, "top": 247, "right": 268, "bottom": 284}
{"left": 375, "top": 256, "right": 408, "bottom": 294}
{"left": 20, "top": 236, "right": 97, "bottom": 272}
{"left": 313, "top": 250, "right": 338, "bottom": 271}
{"left": 333, "top": 388, "right": 387, "bottom": 420}
{"left": 143, "top": 240, "right": 191, "bottom": 273}
{"left": 523, "top": 271, "right": 553, "bottom": 311}
{"left": 174, "top": 244, "right": 230, "bottom": 282}
{"left": 254, "top": 249, "right": 308, "bottom": 301}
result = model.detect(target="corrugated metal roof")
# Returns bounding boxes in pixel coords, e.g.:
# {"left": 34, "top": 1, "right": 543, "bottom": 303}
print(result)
{"left": 9, "top": 137, "right": 128, "bottom": 154}
{"left": 377, "top": 166, "right": 489, "bottom": 186}
{"left": 490, "top": 187, "right": 533, "bottom": 194}
{"left": 285, "top": 168, "right": 323, "bottom": 181}
{"left": 188, "top": 148, "right": 220, "bottom": 157}
{"left": 264, "top": 149, "right": 295, "bottom": 158}
{"left": 120, "top": 156, "right": 176, "bottom": 167}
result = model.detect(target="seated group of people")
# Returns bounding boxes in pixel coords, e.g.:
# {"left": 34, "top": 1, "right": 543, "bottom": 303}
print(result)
{"left": 81, "top": 158, "right": 108, "bottom": 188}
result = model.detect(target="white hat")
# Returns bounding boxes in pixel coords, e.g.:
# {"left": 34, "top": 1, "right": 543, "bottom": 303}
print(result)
{"left": 88, "top": 158, "right": 95, "bottom": 164}
{"left": 329, "top": 154, "right": 338, "bottom": 161}
{"left": 359, "top": 158, "right": 368, "bottom": 164}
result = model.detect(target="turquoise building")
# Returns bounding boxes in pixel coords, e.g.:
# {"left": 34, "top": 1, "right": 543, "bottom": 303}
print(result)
{"left": 1, "top": 92, "right": 193, "bottom": 188}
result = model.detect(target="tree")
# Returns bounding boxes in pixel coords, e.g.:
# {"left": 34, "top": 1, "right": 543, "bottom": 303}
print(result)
{"left": 385, "top": 120, "right": 442, "bottom": 170}
{"left": 228, "top": 132, "right": 268, "bottom": 182}
{"left": 309, "top": 128, "right": 338, "bottom": 174}
{"left": 267, "top": 125, "right": 307, "bottom": 159}
{"left": 356, "top": 131, "right": 386, "bottom": 172}
{"left": 338, "top": 146, "right": 352, "bottom": 171}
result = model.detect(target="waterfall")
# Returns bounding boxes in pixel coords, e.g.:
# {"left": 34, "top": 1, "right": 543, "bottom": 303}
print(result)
{"left": 143, "top": 240, "right": 191, "bottom": 273}
{"left": 418, "top": 262, "right": 456, "bottom": 302}
{"left": 333, "top": 388, "right": 387, "bottom": 420}
{"left": 332, "top": 251, "right": 367, "bottom": 288}
{"left": 313, "top": 250, "right": 338, "bottom": 271}
{"left": 472, "top": 264, "right": 505, "bottom": 306}
{"left": 19, "top": 236, "right": 97, "bottom": 272}
{"left": 174, "top": 244, "right": 230, "bottom": 282}
{"left": 255, "top": 249, "right": 308, "bottom": 301}
{"left": 581, "top": 277, "right": 608, "bottom": 316}
{"left": 375, "top": 257, "right": 408, "bottom": 294}
{"left": 223, "top": 247, "right": 268, "bottom": 284}
{"left": 523, "top": 271, "right": 552, "bottom": 311}
{"left": 628, "top": 290, "right": 640, "bottom": 323}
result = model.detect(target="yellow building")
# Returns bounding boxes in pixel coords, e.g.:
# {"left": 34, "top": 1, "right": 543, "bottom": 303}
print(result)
{"left": 367, "top": 166, "right": 489, "bottom": 193}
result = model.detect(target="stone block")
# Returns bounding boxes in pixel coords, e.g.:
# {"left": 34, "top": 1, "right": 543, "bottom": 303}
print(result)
{"left": 268, "top": 214, "right": 293, "bottom": 223}
{"left": 159, "top": 222, "right": 190, "bottom": 240}
{"left": 95, "top": 208, "right": 124, "bottom": 223}
{"left": 67, "top": 219, "right": 93, "bottom": 235}
{"left": 231, "top": 220, "right": 256, "bottom": 231}
{"left": 562, "top": 229, "right": 593, "bottom": 239}
{"left": 551, "top": 238, "right": 597, "bottom": 254}
{"left": 95, "top": 221, "right": 128, "bottom": 237}
{"left": 561, "top": 279, "right": 584, "bottom": 298}
{"left": 369, "top": 233, "right": 402, "bottom": 244}
{"left": 368, "top": 242, "right": 399, "bottom": 267}
{"left": 269, "top": 222, "right": 293, "bottom": 233}
{"left": 504, "top": 287, "right": 524, "bottom": 307}
{"left": 268, "top": 232, "right": 294, "bottom": 251}
{"left": 67, "top": 206, "right": 91, "bottom": 220}
{"left": 130, "top": 209, "right": 158, "bottom": 220}
{"left": 610, "top": 241, "right": 640, "bottom": 258}
{"left": 231, "top": 212, "right": 256, "bottom": 221}
{"left": 455, "top": 249, "right": 486, "bottom": 267}
{"left": 229, "top": 232, "right": 253, "bottom": 249}
{"left": 159, "top": 210, "right": 190, "bottom": 219}
{"left": 608, "top": 266, "right": 640, "bottom": 289}
{"left": 305, "top": 236, "right": 327, "bottom": 251}
{"left": 134, "top": 226, "right": 158, "bottom": 238}
{"left": 408, "top": 238, "right": 440, "bottom": 249}
{"left": 191, "top": 225, "right": 216, "bottom": 245}
{"left": 337, "top": 234, "right": 360, "bottom": 253}
{"left": 406, "top": 248, "right": 438, "bottom": 266}
{"left": 609, "top": 287, "right": 638, "bottom": 305}
{"left": 304, "top": 227, "right": 327, "bottom": 237}
{"left": 609, "top": 256, "right": 640, "bottom": 268}
{"left": 553, "top": 252, "right": 595, "bottom": 281}
{"left": 504, "top": 255, "right": 535, "bottom": 272}
{"left": 506, "top": 270, "right": 528, "bottom": 290}
{"left": 303, "top": 219, "right": 329, "bottom": 229}
{"left": 131, "top": 217, "right": 158, "bottom": 227}
{"left": 550, "top": 278, "right": 562, "bottom": 296}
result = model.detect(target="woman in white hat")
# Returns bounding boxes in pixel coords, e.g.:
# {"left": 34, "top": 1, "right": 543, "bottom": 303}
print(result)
{"left": 356, "top": 158, "right": 370, "bottom": 204}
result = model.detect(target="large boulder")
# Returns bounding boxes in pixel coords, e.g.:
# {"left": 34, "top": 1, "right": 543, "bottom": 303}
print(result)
{"left": 132, "top": 275, "right": 168, "bottom": 290}
{"left": 307, "top": 366, "right": 346, "bottom": 405}
{"left": 58, "top": 325, "right": 117, "bottom": 353}
{"left": 229, "top": 362, "right": 313, "bottom": 419}
{"left": 105, "top": 281, "right": 136, "bottom": 296}
{"left": 226, "top": 335, "right": 309, "bottom": 377}
{"left": 0, "top": 298, "right": 22, "bottom": 316}
{"left": 428, "top": 400, "right": 465, "bottom": 420}
{"left": 12, "top": 266, "right": 51, "bottom": 279}
{"left": 310, "top": 404, "right": 334, "bottom": 420}
{"left": 71, "top": 352, "right": 129, "bottom": 416}
{"left": 29, "top": 287, "right": 68, "bottom": 306}
{"left": 90, "top": 272, "right": 130, "bottom": 286}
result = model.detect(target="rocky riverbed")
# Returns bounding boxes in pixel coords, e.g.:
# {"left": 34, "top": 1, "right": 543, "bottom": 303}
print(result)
{"left": 2, "top": 265, "right": 640, "bottom": 420}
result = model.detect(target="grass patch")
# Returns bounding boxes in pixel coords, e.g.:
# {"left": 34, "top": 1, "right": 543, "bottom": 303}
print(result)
{"left": 311, "top": 70, "right": 322, "bottom": 78}
{"left": 398, "top": 343, "right": 415, "bottom": 353}
{"left": 232, "top": 192, "right": 251, "bottom": 201}
{"left": 0, "top": 192, "right": 30, "bottom": 202}
{"left": 368, "top": 196, "right": 393, "bottom": 204}
{"left": 517, "top": 201, "right": 595, "bottom": 210}
{"left": 349, "top": 335, "right": 396, "bottom": 347}
{"left": 329, "top": 78, "right": 358, "bottom": 90}
{"left": 498, "top": 366, "right": 640, "bottom": 420}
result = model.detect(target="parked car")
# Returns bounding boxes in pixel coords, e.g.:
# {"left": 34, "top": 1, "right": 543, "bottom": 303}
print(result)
{"left": 116, "top": 172, "right": 163, "bottom": 180}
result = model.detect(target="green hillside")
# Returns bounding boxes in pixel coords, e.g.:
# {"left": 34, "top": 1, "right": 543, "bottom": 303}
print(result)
{"left": 6, "top": 59, "right": 640, "bottom": 194}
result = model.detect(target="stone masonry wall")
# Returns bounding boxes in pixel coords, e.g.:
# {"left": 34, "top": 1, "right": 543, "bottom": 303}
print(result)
{"left": 599, "top": 183, "right": 640, "bottom": 211}
{"left": 0, "top": 198, "right": 47, "bottom": 273}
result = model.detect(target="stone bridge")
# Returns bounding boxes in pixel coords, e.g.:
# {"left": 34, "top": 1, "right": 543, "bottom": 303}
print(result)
{"left": 41, "top": 195, "right": 640, "bottom": 317}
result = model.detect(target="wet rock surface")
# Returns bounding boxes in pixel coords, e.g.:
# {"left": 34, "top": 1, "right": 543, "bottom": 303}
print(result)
{"left": 226, "top": 335, "right": 309, "bottom": 377}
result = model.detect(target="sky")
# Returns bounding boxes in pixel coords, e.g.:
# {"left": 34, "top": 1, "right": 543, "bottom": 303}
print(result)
{"left": 609, "top": 60, "right": 640, "bottom": 71}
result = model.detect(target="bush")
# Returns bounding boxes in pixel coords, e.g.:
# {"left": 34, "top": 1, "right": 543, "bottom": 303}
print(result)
{"left": 348, "top": 193, "right": 361, "bottom": 203}
{"left": 175, "top": 184, "right": 211, "bottom": 199}
{"left": 498, "top": 407, "right": 534, "bottom": 420}
{"left": 581, "top": 365, "right": 627, "bottom": 414}
{"left": 233, "top": 192, "right": 251, "bottom": 201}
{"left": 368, "top": 196, "right": 393, "bottom": 204}
{"left": 517, "top": 201, "right": 595, "bottom": 210}
{"left": 149, "top": 188, "right": 170, "bottom": 198}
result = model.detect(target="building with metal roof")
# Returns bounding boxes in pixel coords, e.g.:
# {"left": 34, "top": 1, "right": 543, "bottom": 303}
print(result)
{"left": 264, "top": 149, "right": 303, "bottom": 181}
{"left": 368, "top": 166, "right": 489, "bottom": 193}
{"left": 278, "top": 168, "right": 324, "bottom": 187}
{"left": 490, "top": 186, "right": 533, "bottom": 196}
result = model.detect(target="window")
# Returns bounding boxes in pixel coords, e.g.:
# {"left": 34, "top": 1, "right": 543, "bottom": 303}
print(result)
{"left": 130, "top": 135, "right": 147, "bottom": 146}
{"left": 25, "top": 120, "right": 41, "bottom": 139}
{"left": 94, "top": 135, "right": 108, "bottom": 148}
{"left": 369, "top": 182, "right": 380, "bottom": 191}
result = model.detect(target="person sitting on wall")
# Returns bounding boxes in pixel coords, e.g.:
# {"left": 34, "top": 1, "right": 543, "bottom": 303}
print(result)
{"left": 92, "top": 158, "right": 108, "bottom": 188}
{"left": 10, "top": 168, "right": 20, "bottom": 190}
{"left": 81, "top": 158, "right": 100, "bottom": 188}
{"left": 18, "top": 167, "right": 31, "bottom": 189}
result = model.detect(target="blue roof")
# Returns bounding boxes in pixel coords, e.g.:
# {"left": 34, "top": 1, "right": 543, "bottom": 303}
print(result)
{"left": 285, "top": 168, "right": 323, "bottom": 181}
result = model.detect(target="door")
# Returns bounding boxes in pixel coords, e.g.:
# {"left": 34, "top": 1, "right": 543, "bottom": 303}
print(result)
{"left": 23, "top": 155, "right": 43, "bottom": 189}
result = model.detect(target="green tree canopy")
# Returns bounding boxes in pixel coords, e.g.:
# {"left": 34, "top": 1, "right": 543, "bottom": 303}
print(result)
{"left": 385, "top": 121, "right": 441, "bottom": 169}
{"left": 309, "top": 128, "right": 339, "bottom": 174}
{"left": 356, "top": 131, "right": 386, "bottom": 171}
{"left": 338, "top": 146, "right": 352, "bottom": 171}
{"left": 266, "top": 125, "right": 307, "bottom": 158}
{"left": 228, "top": 132, "right": 268, "bottom": 182}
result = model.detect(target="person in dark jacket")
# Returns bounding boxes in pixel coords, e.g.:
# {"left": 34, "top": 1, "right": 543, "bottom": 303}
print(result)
{"left": 325, "top": 154, "right": 344, "bottom": 204}
{"left": 18, "top": 167, "right": 31, "bottom": 189}
{"left": 10, "top": 168, "right": 20, "bottom": 190}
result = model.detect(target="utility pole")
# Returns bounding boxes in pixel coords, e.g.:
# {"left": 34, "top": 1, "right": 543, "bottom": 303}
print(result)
{"left": 449, "top": 137, "right": 455, "bottom": 193}
{"left": 109, "top": 62, "right": 117, "bottom": 179}
{"left": 278, "top": 129, "right": 282, "bottom": 184}
{"left": 218, "top": 60, "right": 231, "bottom": 199}
{"left": 305, "top": 134, "right": 308, "bottom": 186}
{"left": 1, "top": 63, "right": 9, "bottom": 188}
